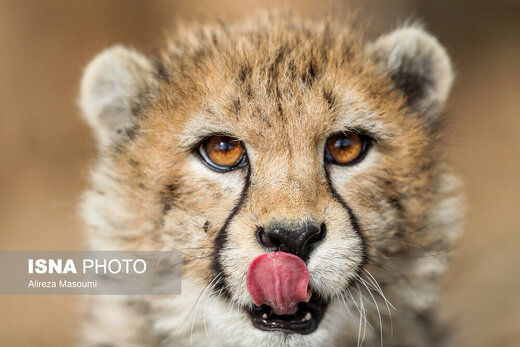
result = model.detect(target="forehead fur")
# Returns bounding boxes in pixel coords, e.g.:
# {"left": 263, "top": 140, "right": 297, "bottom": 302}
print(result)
{"left": 147, "top": 12, "right": 417, "bottom": 147}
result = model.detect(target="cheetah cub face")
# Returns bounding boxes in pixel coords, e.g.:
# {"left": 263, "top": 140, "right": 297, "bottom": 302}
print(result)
{"left": 80, "top": 14, "right": 462, "bottom": 346}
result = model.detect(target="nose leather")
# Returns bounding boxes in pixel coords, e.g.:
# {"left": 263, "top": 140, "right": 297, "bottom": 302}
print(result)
{"left": 258, "top": 223, "right": 324, "bottom": 260}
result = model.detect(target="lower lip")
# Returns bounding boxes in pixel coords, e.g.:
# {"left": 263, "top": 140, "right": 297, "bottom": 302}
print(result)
{"left": 246, "top": 293, "right": 328, "bottom": 334}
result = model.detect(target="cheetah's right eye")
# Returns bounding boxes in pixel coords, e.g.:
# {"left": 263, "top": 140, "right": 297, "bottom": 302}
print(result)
{"left": 324, "top": 131, "right": 369, "bottom": 166}
{"left": 198, "top": 136, "right": 246, "bottom": 172}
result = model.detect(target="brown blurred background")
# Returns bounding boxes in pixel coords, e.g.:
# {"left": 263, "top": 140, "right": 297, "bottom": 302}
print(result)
{"left": 0, "top": 0, "right": 519, "bottom": 346}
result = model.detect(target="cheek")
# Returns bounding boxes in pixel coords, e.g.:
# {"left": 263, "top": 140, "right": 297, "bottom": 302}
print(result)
{"left": 218, "top": 212, "right": 265, "bottom": 306}
{"left": 327, "top": 145, "right": 379, "bottom": 183}
{"left": 326, "top": 148, "right": 398, "bottom": 239}
{"left": 176, "top": 156, "right": 246, "bottom": 224}
{"left": 307, "top": 204, "right": 364, "bottom": 297}
{"left": 158, "top": 157, "right": 248, "bottom": 283}
{"left": 186, "top": 156, "right": 245, "bottom": 193}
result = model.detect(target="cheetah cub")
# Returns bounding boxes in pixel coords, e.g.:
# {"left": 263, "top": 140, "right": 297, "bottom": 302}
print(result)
{"left": 79, "top": 12, "right": 463, "bottom": 347}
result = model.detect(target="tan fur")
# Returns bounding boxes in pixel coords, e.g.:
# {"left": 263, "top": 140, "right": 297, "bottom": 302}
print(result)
{"left": 79, "top": 12, "right": 463, "bottom": 346}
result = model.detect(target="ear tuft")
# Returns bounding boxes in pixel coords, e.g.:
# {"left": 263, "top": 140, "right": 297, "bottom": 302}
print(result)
{"left": 367, "top": 26, "right": 454, "bottom": 119}
{"left": 80, "top": 45, "right": 156, "bottom": 147}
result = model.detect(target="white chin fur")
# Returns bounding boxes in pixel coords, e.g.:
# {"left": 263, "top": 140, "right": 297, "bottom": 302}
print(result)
{"left": 151, "top": 277, "right": 369, "bottom": 347}
{"left": 155, "top": 278, "right": 358, "bottom": 346}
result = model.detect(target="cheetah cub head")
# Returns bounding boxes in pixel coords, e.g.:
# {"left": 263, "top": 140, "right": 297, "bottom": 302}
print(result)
{"left": 80, "top": 14, "right": 461, "bottom": 346}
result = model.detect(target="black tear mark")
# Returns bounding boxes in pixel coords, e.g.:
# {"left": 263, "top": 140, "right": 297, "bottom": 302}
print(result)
{"left": 323, "top": 165, "right": 369, "bottom": 279}
{"left": 204, "top": 221, "right": 210, "bottom": 233}
{"left": 212, "top": 167, "right": 251, "bottom": 298}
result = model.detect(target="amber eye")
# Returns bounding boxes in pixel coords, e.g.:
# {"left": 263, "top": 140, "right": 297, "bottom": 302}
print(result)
{"left": 199, "top": 135, "right": 246, "bottom": 171}
{"left": 325, "top": 131, "right": 368, "bottom": 165}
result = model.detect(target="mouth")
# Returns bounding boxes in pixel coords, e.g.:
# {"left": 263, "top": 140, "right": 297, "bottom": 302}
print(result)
{"left": 246, "top": 293, "right": 328, "bottom": 334}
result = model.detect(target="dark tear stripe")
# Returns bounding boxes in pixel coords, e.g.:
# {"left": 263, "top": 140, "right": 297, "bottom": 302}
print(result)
{"left": 323, "top": 165, "right": 369, "bottom": 279}
{"left": 211, "top": 166, "right": 251, "bottom": 298}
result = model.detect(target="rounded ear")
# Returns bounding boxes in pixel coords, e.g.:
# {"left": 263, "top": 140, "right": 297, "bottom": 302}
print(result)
{"left": 366, "top": 26, "right": 454, "bottom": 120}
{"left": 79, "top": 46, "right": 157, "bottom": 147}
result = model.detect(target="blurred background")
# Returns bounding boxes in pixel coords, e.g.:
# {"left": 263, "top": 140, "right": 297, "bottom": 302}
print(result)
{"left": 0, "top": 0, "right": 519, "bottom": 346}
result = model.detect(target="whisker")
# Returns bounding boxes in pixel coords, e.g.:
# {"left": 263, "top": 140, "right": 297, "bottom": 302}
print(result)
{"left": 202, "top": 277, "right": 221, "bottom": 343}
{"left": 357, "top": 275, "right": 383, "bottom": 347}
{"left": 369, "top": 247, "right": 455, "bottom": 262}
{"left": 364, "top": 219, "right": 441, "bottom": 240}
{"left": 343, "top": 291, "right": 354, "bottom": 317}
{"left": 181, "top": 274, "right": 219, "bottom": 331}
{"left": 150, "top": 238, "right": 200, "bottom": 258}
{"left": 369, "top": 260, "right": 417, "bottom": 295}
{"left": 356, "top": 282, "right": 368, "bottom": 346}
{"left": 363, "top": 269, "right": 396, "bottom": 311}
{"left": 189, "top": 274, "right": 221, "bottom": 344}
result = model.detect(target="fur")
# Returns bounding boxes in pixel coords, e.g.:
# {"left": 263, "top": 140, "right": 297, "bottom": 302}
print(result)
{"left": 79, "top": 12, "right": 463, "bottom": 346}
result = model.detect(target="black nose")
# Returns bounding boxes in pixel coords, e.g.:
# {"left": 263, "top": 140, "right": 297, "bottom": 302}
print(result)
{"left": 256, "top": 222, "right": 326, "bottom": 260}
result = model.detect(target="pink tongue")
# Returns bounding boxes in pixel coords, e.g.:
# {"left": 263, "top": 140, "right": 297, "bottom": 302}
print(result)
{"left": 246, "top": 252, "right": 311, "bottom": 315}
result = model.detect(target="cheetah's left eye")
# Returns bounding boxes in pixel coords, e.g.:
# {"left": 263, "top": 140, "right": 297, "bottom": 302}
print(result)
{"left": 324, "top": 131, "right": 369, "bottom": 166}
{"left": 198, "top": 135, "right": 246, "bottom": 172}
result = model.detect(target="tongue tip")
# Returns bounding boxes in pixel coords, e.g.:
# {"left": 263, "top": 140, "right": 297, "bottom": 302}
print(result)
{"left": 247, "top": 252, "right": 311, "bottom": 316}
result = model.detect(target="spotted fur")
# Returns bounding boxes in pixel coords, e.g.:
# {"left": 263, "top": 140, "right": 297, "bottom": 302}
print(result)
{"left": 79, "top": 12, "right": 463, "bottom": 347}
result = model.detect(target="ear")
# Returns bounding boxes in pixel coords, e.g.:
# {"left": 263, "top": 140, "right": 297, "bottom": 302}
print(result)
{"left": 79, "top": 46, "right": 157, "bottom": 147}
{"left": 367, "top": 26, "right": 454, "bottom": 120}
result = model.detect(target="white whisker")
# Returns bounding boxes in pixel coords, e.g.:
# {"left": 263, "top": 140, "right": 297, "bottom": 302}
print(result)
{"left": 358, "top": 276, "right": 383, "bottom": 347}
{"left": 202, "top": 276, "right": 220, "bottom": 342}
{"left": 188, "top": 274, "right": 220, "bottom": 344}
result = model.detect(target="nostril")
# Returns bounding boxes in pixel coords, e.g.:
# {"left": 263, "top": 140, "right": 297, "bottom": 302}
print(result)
{"left": 308, "top": 223, "right": 326, "bottom": 245}
{"left": 256, "top": 222, "right": 325, "bottom": 259}
{"left": 257, "top": 227, "right": 281, "bottom": 248}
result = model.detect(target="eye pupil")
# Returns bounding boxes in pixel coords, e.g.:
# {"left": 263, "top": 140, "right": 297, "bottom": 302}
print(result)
{"left": 215, "top": 140, "right": 233, "bottom": 151}
{"left": 199, "top": 136, "right": 245, "bottom": 171}
{"left": 334, "top": 137, "right": 353, "bottom": 149}
{"left": 325, "top": 131, "right": 367, "bottom": 165}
